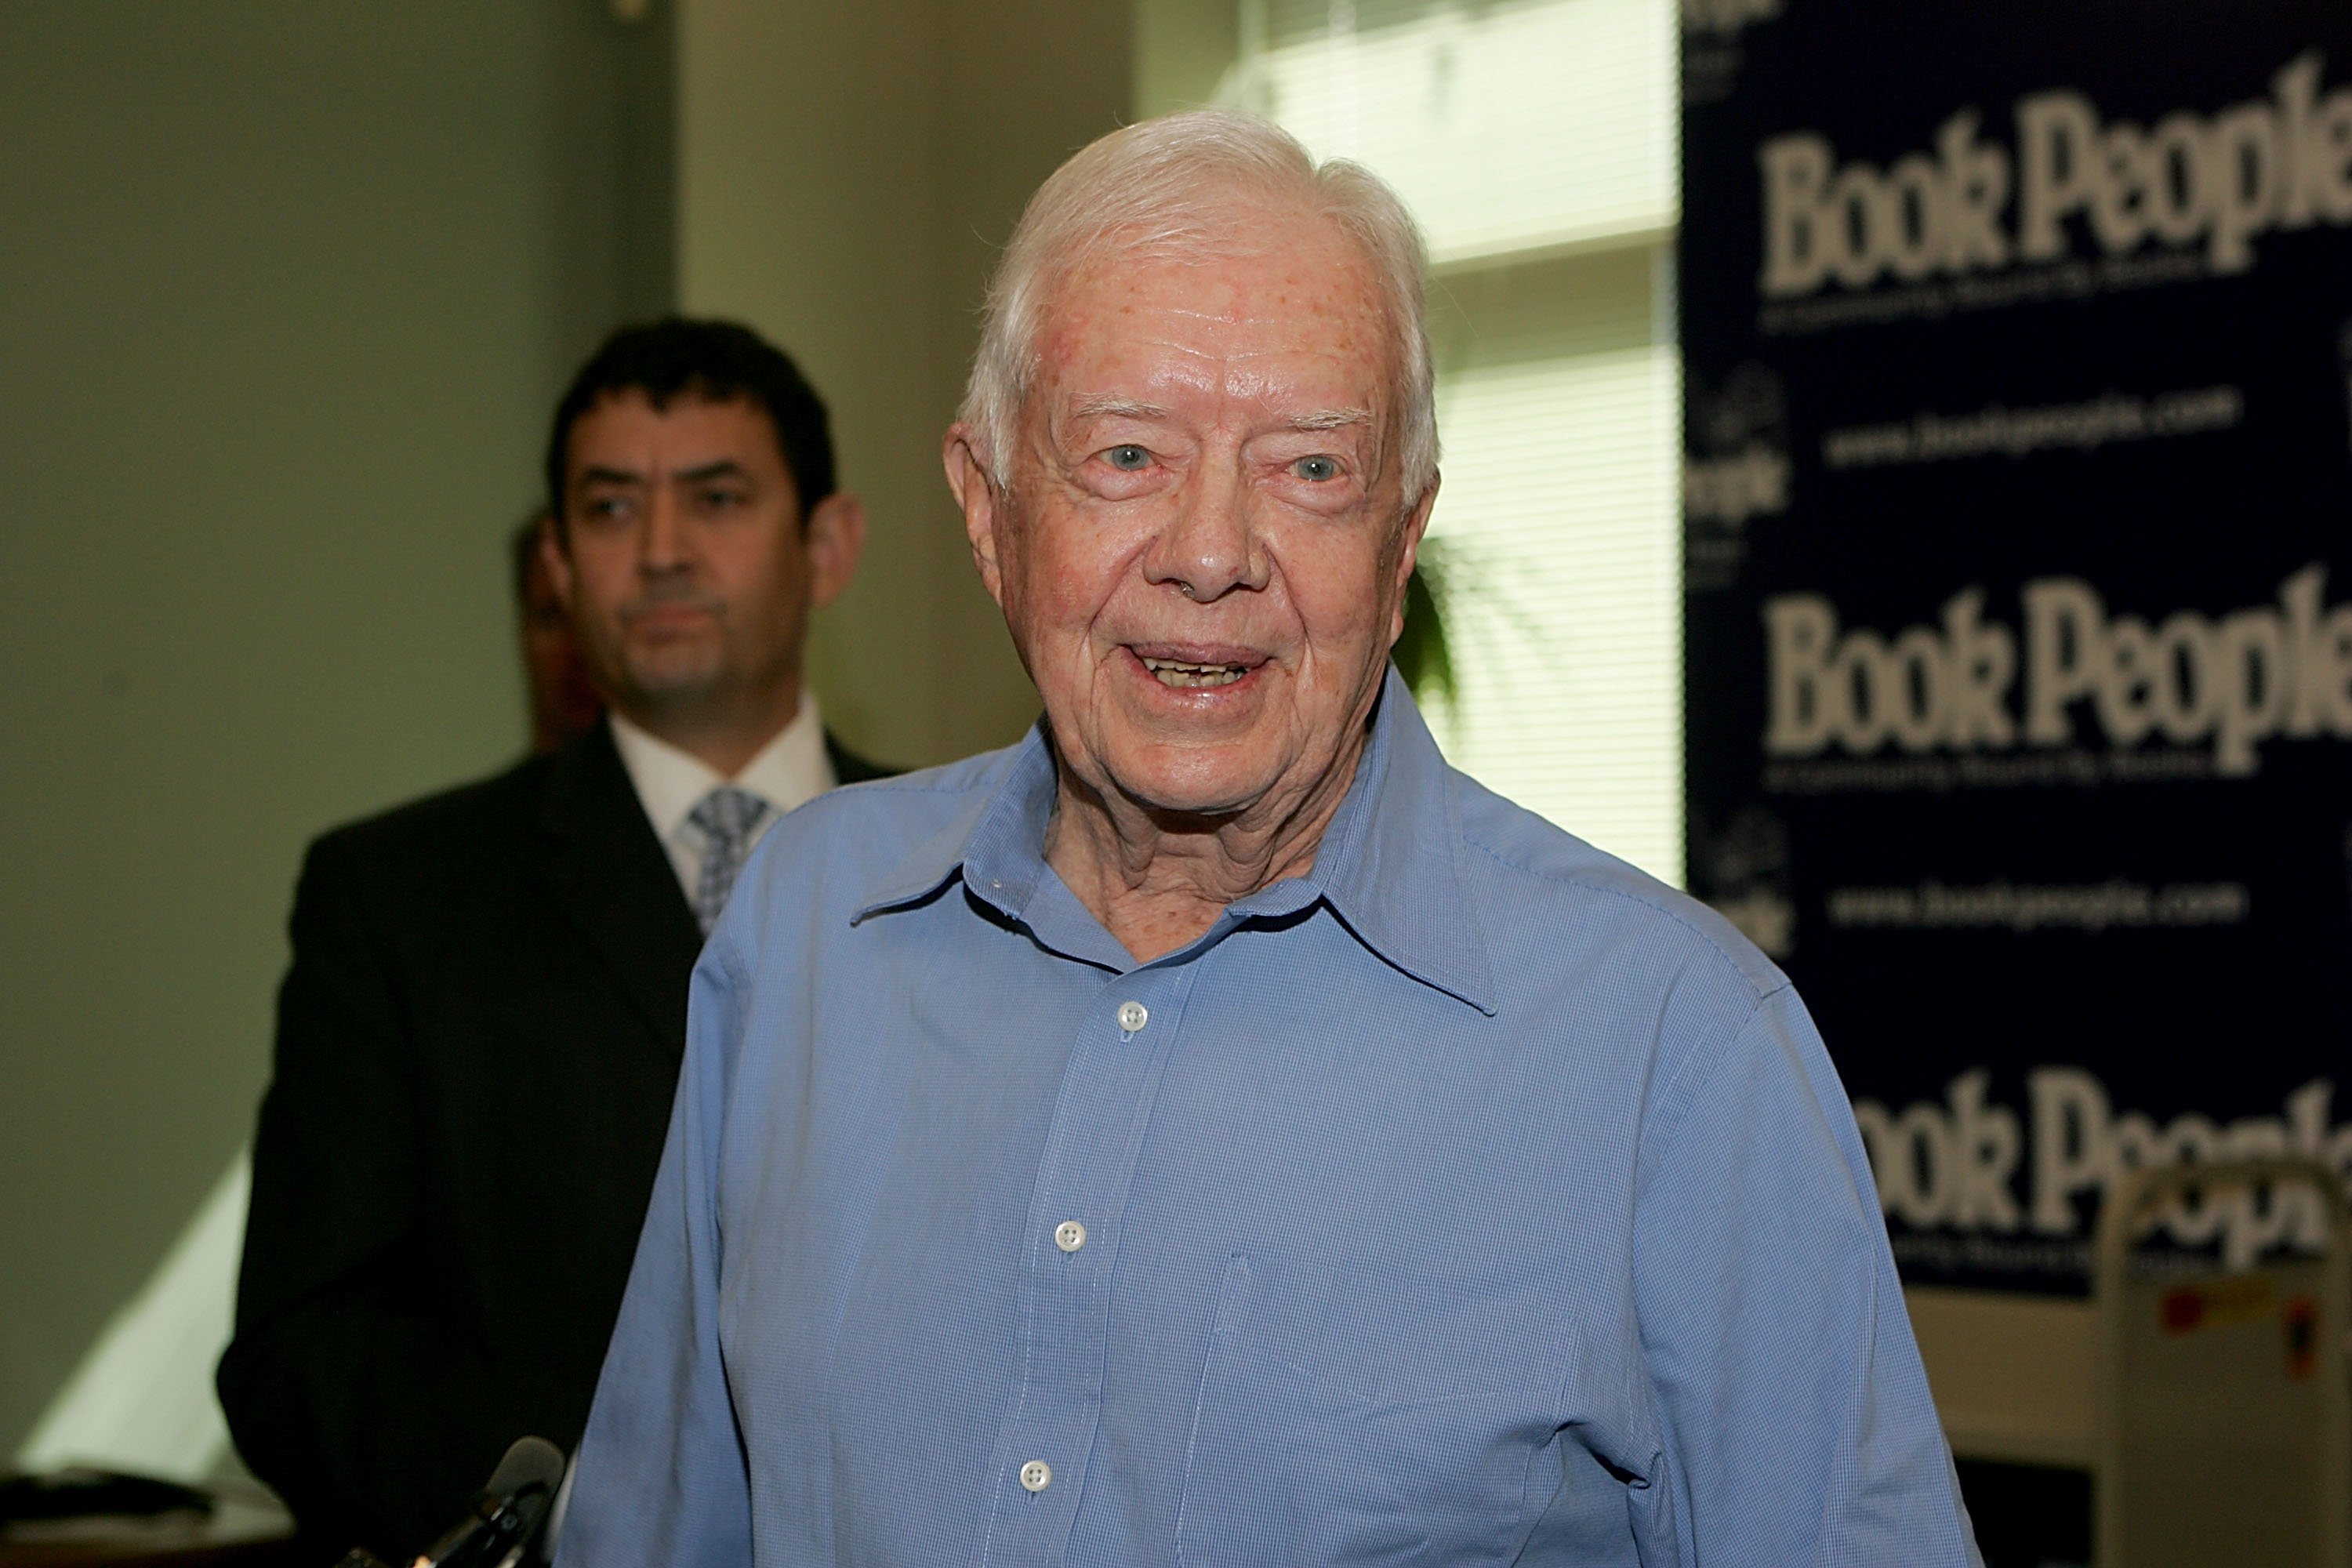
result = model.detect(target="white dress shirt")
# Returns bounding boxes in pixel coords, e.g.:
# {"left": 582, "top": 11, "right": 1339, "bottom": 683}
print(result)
{"left": 608, "top": 695, "right": 837, "bottom": 906}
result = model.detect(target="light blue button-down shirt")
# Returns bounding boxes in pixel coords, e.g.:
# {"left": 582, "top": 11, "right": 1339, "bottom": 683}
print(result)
{"left": 562, "top": 672, "right": 1978, "bottom": 1567}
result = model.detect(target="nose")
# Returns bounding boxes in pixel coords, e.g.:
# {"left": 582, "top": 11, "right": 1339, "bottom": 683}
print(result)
{"left": 637, "top": 485, "right": 688, "bottom": 575}
{"left": 1146, "top": 466, "right": 1268, "bottom": 603}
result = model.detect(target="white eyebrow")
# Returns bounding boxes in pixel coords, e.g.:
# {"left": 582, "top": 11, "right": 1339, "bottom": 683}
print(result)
{"left": 1062, "top": 397, "right": 1374, "bottom": 432}
{"left": 1068, "top": 396, "right": 1171, "bottom": 421}
{"left": 1283, "top": 408, "right": 1374, "bottom": 433}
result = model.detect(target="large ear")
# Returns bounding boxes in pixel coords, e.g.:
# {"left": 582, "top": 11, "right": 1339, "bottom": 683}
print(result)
{"left": 803, "top": 491, "right": 867, "bottom": 608}
{"left": 1387, "top": 471, "right": 1440, "bottom": 645}
{"left": 943, "top": 423, "right": 1007, "bottom": 608}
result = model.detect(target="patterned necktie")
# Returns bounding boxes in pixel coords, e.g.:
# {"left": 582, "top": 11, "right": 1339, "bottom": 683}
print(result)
{"left": 688, "top": 786, "right": 771, "bottom": 935}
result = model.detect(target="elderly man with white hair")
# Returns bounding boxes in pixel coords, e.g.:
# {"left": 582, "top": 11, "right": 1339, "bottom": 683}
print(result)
{"left": 558, "top": 111, "right": 1980, "bottom": 1567}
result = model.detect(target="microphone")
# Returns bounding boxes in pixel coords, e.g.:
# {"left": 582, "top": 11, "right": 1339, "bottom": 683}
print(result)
{"left": 413, "top": 1437, "right": 568, "bottom": 1568}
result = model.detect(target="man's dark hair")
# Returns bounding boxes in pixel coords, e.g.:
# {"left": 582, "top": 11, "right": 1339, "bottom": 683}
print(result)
{"left": 543, "top": 318, "right": 835, "bottom": 535}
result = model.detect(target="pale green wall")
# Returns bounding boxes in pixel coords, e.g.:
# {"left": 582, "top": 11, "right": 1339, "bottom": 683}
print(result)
{"left": 675, "top": 0, "right": 1136, "bottom": 767}
{"left": 0, "top": 2, "right": 673, "bottom": 1451}
{"left": 0, "top": 0, "right": 1160, "bottom": 1464}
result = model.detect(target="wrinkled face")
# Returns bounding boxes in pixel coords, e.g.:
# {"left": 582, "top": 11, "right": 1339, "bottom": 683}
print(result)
{"left": 962, "top": 211, "right": 1431, "bottom": 823}
{"left": 550, "top": 390, "right": 841, "bottom": 728}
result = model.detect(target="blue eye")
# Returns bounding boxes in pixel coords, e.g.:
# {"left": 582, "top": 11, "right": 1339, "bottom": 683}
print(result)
{"left": 1293, "top": 456, "right": 1339, "bottom": 481}
{"left": 1105, "top": 445, "right": 1151, "bottom": 471}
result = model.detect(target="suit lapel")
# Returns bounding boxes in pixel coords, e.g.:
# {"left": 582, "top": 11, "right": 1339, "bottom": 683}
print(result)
{"left": 535, "top": 720, "right": 706, "bottom": 1057}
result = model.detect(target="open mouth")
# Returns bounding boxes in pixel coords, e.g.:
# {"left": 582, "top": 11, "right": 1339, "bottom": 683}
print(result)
{"left": 1138, "top": 655, "right": 1254, "bottom": 689}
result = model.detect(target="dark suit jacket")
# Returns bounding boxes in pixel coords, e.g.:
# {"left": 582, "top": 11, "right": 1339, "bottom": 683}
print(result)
{"left": 219, "top": 718, "right": 889, "bottom": 1561}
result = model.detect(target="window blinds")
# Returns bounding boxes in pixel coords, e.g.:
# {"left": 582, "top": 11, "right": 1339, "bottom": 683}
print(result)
{"left": 1424, "top": 250, "right": 1683, "bottom": 880}
{"left": 1232, "top": 0, "right": 1686, "bottom": 884}
{"left": 1243, "top": 0, "right": 1677, "bottom": 263}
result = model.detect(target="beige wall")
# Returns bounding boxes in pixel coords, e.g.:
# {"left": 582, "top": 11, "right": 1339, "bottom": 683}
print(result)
{"left": 0, "top": 2, "right": 673, "bottom": 1453}
{"left": 1133, "top": 0, "right": 1242, "bottom": 118}
{"left": 1910, "top": 1288, "right": 2096, "bottom": 1469}
{"left": 676, "top": 0, "right": 1135, "bottom": 768}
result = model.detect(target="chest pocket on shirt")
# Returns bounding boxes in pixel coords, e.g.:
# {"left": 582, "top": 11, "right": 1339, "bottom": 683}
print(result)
{"left": 1172, "top": 1253, "right": 1546, "bottom": 1568}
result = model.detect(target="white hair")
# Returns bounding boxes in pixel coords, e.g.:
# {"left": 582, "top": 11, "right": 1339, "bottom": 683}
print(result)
{"left": 960, "top": 107, "right": 1437, "bottom": 503}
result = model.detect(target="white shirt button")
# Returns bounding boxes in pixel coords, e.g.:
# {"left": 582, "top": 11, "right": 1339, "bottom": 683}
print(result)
{"left": 1019, "top": 1459, "right": 1052, "bottom": 1492}
{"left": 1054, "top": 1219, "right": 1087, "bottom": 1253}
{"left": 1116, "top": 1000, "right": 1149, "bottom": 1033}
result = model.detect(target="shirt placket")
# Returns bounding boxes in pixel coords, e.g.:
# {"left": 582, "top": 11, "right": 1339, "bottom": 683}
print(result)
{"left": 974, "top": 955, "right": 1202, "bottom": 1568}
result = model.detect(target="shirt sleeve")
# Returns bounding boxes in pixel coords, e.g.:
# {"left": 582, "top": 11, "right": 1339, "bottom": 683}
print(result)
{"left": 557, "top": 941, "right": 755, "bottom": 1568}
{"left": 1628, "top": 985, "right": 1982, "bottom": 1567}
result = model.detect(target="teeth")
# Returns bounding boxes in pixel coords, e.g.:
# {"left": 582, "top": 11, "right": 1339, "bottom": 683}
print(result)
{"left": 1141, "top": 656, "right": 1249, "bottom": 688}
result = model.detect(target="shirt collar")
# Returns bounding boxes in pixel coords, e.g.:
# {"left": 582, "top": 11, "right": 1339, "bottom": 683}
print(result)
{"left": 609, "top": 692, "right": 836, "bottom": 841}
{"left": 853, "top": 667, "right": 1495, "bottom": 1014}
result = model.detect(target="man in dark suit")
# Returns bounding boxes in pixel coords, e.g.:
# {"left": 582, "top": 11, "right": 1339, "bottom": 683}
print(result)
{"left": 219, "top": 319, "right": 888, "bottom": 1561}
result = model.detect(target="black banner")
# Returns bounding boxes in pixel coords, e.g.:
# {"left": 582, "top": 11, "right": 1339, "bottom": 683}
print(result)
{"left": 1681, "top": 0, "right": 2352, "bottom": 1295}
